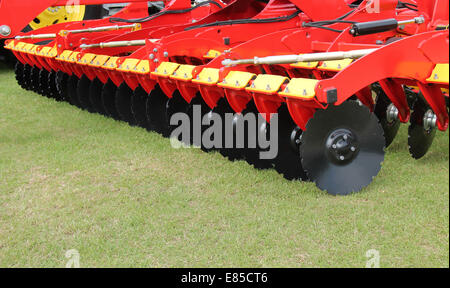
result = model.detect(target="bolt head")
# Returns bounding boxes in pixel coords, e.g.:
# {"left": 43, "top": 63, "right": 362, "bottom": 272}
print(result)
{"left": 0, "top": 25, "right": 11, "bottom": 37}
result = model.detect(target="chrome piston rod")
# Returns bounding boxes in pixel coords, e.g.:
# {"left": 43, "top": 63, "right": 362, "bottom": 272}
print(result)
{"left": 15, "top": 33, "right": 57, "bottom": 40}
{"left": 15, "top": 24, "right": 139, "bottom": 40}
{"left": 80, "top": 39, "right": 147, "bottom": 49}
{"left": 222, "top": 49, "right": 378, "bottom": 67}
{"left": 67, "top": 24, "right": 139, "bottom": 34}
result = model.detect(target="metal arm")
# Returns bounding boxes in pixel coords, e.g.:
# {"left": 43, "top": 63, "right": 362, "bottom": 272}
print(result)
{"left": 222, "top": 49, "right": 378, "bottom": 67}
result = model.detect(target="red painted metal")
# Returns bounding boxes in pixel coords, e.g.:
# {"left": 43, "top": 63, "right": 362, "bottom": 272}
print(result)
{"left": 315, "top": 30, "right": 449, "bottom": 130}
{"left": 4, "top": 0, "right": 449, "bottom": 133}
{"left": 0, "top": 0, "right": 171, "bottom": 39}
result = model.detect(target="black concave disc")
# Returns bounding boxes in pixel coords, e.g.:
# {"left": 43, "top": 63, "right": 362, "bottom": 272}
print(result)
{"left": 146, "top": 85, "right": 171, "bottom": 136}
{"left": 77, "top": 75, "right": 95, "bottom": 112}
{"left": 38, "top": 69, "right": 50, "bottom": 97}
{"left": 373, "top": 84, "right": 400, "bottom": 148}
{"left": 88, "top": 78, "right": 106, "bottom": 115}
{"left": 229, "top": 102, "right": 273, "bottom": 169}
{"left": 166, "top": 90, "right": 190, "bottom": 137}
{"left": 186, "top": 95, "right": 212, "bottom": 149}
{"left": 273, "top": 105, "right": 308, "bottom": 181}
{"left": 67, "top": 75, "right": 80, "bottom": 107}
{"left": 29, "top": 66, "right": 41, "bottom": 93}
{"left": 55, "top": 71, "right": 69, "bottom": 101}
{"left": 251, "top": 119, "right": 275, "bottom": 170}
{"left": 300, "top": 101, "right": 385, "bottom": 195}
{"left": 213, "top": 98, "right": 242, "bottom": 161}
{"left": 14, "top": 61, "right": 26, "bottom": 89}
{"left": 101, "top": 80, "right": 120, "bottom": 120}
{"left": 408, "top": 97, "right": 436, "bottom": 159}
{"left": 115, "top": 82, "right": 137, "bottom": 125}
{"left": 131, "top": 85, "right": 150, "bottom": 129}
{"left": 47, "top": 71, "right": 58, "bottom": 100}
{"left": 22, "top": 65, "right": 33, "bottom": 91}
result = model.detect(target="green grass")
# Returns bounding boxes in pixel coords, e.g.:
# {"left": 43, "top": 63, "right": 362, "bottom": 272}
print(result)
{"left": 0, "top": 63, "right": 448, "bottom": 268}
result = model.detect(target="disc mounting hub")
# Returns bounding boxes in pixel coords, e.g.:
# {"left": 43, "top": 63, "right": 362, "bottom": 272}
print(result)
{"left": 326, "top": 129, "right": 359, "bottom": 164}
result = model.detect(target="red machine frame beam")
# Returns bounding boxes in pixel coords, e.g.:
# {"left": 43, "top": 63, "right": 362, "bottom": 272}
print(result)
{"left": 0, "top": 0, "right": 189, "bottom": 39}
{"left": 315, "top": 30, "right": 449, "bottom": 131}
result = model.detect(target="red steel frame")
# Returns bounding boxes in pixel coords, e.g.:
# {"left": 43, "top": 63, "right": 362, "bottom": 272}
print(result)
{"left": 6, "top": 0, "right": 242, "bottom": 95}
{"left": 125, "top": 0, "right": 447, "bottom": 132}
{"left": 0, "top": 0, "right": 192, "bottom": 39}
{"left": 5, "top": 0, "right": 449, "bottom": 133}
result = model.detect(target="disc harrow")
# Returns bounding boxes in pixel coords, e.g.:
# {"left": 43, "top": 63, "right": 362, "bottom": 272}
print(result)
{"left": 3, "top": 0, "right": 449, "bottom": 195}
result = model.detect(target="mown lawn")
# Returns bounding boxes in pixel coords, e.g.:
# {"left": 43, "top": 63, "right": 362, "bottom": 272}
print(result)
{"left": 0, "top": 63, "right": 448, "bottom": 268}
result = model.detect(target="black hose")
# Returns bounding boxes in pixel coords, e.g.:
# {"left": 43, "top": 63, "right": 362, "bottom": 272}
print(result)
{"left": 184, "top": 9, "right": 302, "bottom": 31}
{"left": 302, "top": 9, "right": 357, "bottom": 33}
{"left": 109, "top": 1, "right": 224, "bottom": 23}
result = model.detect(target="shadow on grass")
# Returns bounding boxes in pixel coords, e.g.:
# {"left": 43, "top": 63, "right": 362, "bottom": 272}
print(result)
{"left": 0, "top": 62, "right": 14, "bottom": 74}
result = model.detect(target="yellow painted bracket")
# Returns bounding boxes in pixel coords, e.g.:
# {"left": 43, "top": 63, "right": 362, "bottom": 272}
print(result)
{"left": 290, "top": 56, "right": 319, "bottom": 69}
{"left": 4, "top": 40, "right": 14, "bottom": 50}
{"left": 246, "top": 74, "right": 288, "bottom": 94}
{"left": 426, "top": 64, "right": 449, "bottom": 85}
{"left": 78, "top": 53, "right": 97, "bottom": 65}
{"left": 88, "top": 55, "right": 110, "bottom": 68}
{"left": 192, "top": 68, "right": 220, "bottom": 85}
{"left": 12, "top": 41, "right": 26, "bottom": 52}
{"left": 135, "top": 60, "right": 150, "bottom": 74}
{"left": 37, "top": 46, "right": 56, "bottom": 58}
{"left": 279, "top": 78, "right": 319, "bottom": 100}
{"left": 204, "top": 49, "right": 221, "bottom": 59}
{"left": 217, "top": 71, "right": 256, "bottom": 90}
{"left": 318, "top": 59, "right": 353, "bottom": 72}
{"left": 170, "top": 65, "right": 196, "bottom": 81}
{"left": 151, "top": 62, "right": 180, "bottom": 77}
{"left": 36, "top": 47, "right": 48, "bottom": 56}
{"left": 66, "top": 51, "right": 80, "bottom": 63}
{"left": 56, "top": 50, "right": 74, "bottom": 61}
{"left": 23, "top": 43, "right": 37, "bottom": 55}
{"left": 46, "top": 46, "right": 58, "bottom": 58}
{"left": 104, "top": 57, "right": 119, "bottom": 70}
{"left": 18, "top": 43, "right": 31, "bottom": 53}
{"left": 117, "top": 58, "right": 141, "bottom": 72}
